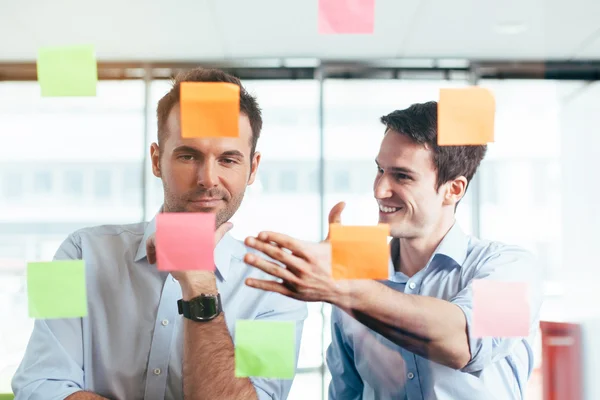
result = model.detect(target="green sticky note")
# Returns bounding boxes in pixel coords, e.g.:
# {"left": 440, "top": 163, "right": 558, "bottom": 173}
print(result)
{"left": 37, "top": 45, "right": 97, "bottom": 97}
{"left": 0, "top": 394, "right": 14, "bottom": 400}
{"left": 235, "top": 320, "right": 296, "bottom": 379}
{"left": 27, "top": 260, "right": 88, "bottom": 319}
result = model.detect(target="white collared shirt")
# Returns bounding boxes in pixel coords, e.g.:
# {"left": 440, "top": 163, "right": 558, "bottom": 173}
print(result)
{"left": 12, "top": 216, "right": 308, "bottom": 400}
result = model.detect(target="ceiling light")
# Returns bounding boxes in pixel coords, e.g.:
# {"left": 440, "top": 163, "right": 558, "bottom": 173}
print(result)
{"left": 494, "top": 22, "right": 528, "bottom": 35}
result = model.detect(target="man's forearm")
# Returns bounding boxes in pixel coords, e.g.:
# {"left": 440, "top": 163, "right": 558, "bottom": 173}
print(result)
{"left": 330, "top": 280, "right": 471, "bottom": 369}
{"left": 65, "top": 391, "right": 109, "bottom": 400}
{"left": 183, "top": 315, "right": 258, "bottom": 400}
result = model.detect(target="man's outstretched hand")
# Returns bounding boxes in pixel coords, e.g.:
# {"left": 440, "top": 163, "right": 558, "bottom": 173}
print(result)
{"left": 243, "top": 202, "right": 347, "bottom": 303}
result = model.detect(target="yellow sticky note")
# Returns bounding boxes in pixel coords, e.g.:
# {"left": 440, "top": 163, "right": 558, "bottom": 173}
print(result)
{"left": 438, "top": 87, "right": 495, "bottom": 145}
{"left": 37, "top": 45, "right": 97, "bottom": 97}
{"left": 180, "top": 82, "right": 240, "bottom": 138}
{"left": 330, "top": 224, "right": 389, "bottom": 280}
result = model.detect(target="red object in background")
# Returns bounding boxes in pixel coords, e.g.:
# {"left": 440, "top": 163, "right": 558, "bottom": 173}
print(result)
{"left": 541, "top": 321, "right": 583, "bottom": 400}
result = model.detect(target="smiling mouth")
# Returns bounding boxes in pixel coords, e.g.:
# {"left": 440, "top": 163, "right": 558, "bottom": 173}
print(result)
{"left": 379, "top": 205, "right": 403, "bottom": 214}
{"left": 190, "top": 198, "right": 223, "bottom": 206}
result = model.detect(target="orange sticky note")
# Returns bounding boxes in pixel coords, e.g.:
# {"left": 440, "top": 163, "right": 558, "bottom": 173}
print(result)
{"left": 180, "top": 82, "right": 240, "bottom": 138}
{"left": 156, "top": 213, "right": 215, "bottom": 271}
{"left": 472, "top": 280, "right": 530, "bottom": 337}
{"left": 438, "top": 87, "right": 495, "bottom": 145}
{"left": 318, "top": 0, "right": 375, "bottom": 34}
{"left": 330, "top": 224, "right": 389, "bottom": 280}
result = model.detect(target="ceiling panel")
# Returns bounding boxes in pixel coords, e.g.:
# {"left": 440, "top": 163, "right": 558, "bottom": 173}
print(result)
{"left": 213, "top": 0, "right": 422, "bottom": 60}
{"left": 0, "top": 0, "right": 224, "bottom": 61}
{"left": 0, "top": 0, "right": 599, "bottom": 62}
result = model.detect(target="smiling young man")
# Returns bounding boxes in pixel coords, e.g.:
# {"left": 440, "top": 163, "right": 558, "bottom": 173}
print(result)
{"left": 12, "top": 68, "right": 307, "bottom": 400}
{"left": 242, "top": 101, "right": 543, "bottom": 399}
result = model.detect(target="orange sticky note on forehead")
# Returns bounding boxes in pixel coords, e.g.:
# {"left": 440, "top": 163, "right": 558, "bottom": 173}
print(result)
{"left": 330, "top": 223, "right": 389, "bottom": 280}
{"left": 438, "top": 87, "right": 495, "bottom": 145}
{"left": 180, "top": 82, "right": 240, "bottom": 138}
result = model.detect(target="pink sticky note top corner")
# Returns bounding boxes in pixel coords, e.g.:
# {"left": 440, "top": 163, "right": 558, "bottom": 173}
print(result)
{"left": 156, "top": 213, "right": 216, "bottom": 271}
{"left": 472, "top": 280, "right": 530, "bottom": 337}
{"left": 318, "top": 0, "right": 375, "bottom": 34}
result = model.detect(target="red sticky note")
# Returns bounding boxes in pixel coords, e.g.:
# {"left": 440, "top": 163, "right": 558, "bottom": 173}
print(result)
{"left": 472, "top": 280, "right": 530, "bottom": 337}
{"left": 180, "top": 82, "right": 240, "bottom": 138}
{"left": 318, "top": 0, "right": 375, "bottom": 34}
{"left": 156, "top": 213, "right": 215, "bottom": 271}
{"left": 330, "top": 223, "right": 389, "bottom": 280}
{"left": 438, "top": 87, "right": 495, "bottom": 145}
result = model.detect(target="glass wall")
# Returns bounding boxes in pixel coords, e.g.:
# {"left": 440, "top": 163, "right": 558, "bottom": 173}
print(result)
{"left": 0, "top": 74, "right": 586, "bottom": 399}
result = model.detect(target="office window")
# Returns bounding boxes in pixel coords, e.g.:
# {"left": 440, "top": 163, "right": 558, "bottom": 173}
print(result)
{"left": 93, "top": 169, "right": 112, "bottom": 199}
{"left": 33, "top": 171, "right": 53, "bottom": 194}
{"left": 63, "top": 169, "right": 84, "bottom": 196}
{"left": 1, "top": 172, "right": 23, "bottom": 200}
{"left": 280, "top": 170, "right": 298, "bottom": 192}
{"left": 332, "top": 170, "right": 351, "bottom": 193}
{"left": 0, "top": 80, "right": 145, "bottom": 393}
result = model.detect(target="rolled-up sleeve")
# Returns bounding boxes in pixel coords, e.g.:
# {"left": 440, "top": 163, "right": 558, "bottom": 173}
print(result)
{"left": 451, "top": 246, "right": 543, "bottom": 373}
{"left": 326, "top": 307, "right": 363, "bottom": 400}
{"left": 249, "top": 293, "right": 308, "bottom": 400}
{"left": 11, "top": 233, "right": 86, "bottom": 400}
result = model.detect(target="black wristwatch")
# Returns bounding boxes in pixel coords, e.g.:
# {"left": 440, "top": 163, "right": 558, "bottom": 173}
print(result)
{"left": 177, "top": 294, "right": 222, "bottom": 322}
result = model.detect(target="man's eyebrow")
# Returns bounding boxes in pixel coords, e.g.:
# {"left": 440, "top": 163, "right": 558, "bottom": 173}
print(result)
{"left": 221, "top": 150, "right": 245, "bottom": 159}
{"left": 172, "top": 145, "right": 201, "bottom": 154}
{"left": 172, "top": 147, "right": 245, "bottom": 159}
{"left": 375, "top": 159, "right": 417, "bottom": 175}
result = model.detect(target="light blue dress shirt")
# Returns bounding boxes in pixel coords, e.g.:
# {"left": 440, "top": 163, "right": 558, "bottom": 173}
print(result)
{"left": 327, "top": 223, "right": 543, "bottom": 400}
{"left": 12, "top": 216, "right": 308, "bottom": 400}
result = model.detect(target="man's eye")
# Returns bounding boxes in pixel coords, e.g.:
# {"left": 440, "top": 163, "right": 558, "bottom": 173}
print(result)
{"left": 222, "top": 158, "right": 236, "bottom": 164}
{"left": 395, "top": 173, "right": 409, "bottom": 180}
{"left": 178, "top": 155, "right": 195, "bottom": 161}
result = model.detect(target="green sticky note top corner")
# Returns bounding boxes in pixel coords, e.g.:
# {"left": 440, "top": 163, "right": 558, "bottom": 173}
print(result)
{"left": 37, "top": 45, "right": 98, "bottom": 97}
{"left": 235, "top": 320, "right": 296, "bottom": 379}
{"left": 27, "top": 260, "right": 88, "bottom": 319}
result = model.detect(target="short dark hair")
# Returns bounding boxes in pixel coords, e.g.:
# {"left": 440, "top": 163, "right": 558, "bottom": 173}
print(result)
{"left": 380, "top": 101, "right": 487, "bottom": 190}
{"left": 156, "top": 68, "right": 263, "bottom": 156}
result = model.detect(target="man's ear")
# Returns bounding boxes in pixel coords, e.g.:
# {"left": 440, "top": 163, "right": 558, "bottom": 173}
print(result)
{"left": 443, "top": 176, "right": 468, "bottom": 206}
{"left": 150, "top": 143, "right": 161, "bottom": 178}
{"left": 247, "top": 151, "right": 261, "bottom": 185}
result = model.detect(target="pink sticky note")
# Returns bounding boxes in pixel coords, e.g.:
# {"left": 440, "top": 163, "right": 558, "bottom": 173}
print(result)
{"left": 472, "top": 280, "right": 530, "bottom": 337}
{"left": 318, "top": 0, "right": 375, "bottom": 34}
{"left": 156, "top": 213, "right": 215, "bottom": 271}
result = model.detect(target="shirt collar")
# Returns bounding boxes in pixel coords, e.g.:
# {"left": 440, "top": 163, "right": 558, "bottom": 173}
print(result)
{"left": 134, "top": 209, "right": 233, "bottom": 281}
{"left": 388, "top": 221, "right": 469, "bottom": 276}
{"left": 431, "top": 221, "right": 469, "bottom": 268}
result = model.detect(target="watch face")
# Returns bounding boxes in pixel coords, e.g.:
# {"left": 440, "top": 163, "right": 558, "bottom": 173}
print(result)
{"left": 190, "top": 296, "right": 219, "bottom": 321}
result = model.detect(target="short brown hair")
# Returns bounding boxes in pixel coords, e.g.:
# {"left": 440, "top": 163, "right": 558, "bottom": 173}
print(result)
{"left": 380, "top": 101, "right": 487, "bottom": 191}
{"left": 156, "top": 68, "right": 263, "bottom": 155}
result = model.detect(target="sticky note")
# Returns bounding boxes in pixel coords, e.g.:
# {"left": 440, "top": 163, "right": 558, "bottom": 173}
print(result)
{"left": 472, "top": 280, "right": 530, "bottom": 337}
{"left": 156, "top": 212, "right": 215, "bottom": 271}
{"left": 27, "top": 260, "right": 87, "bottom": 319}
{"left": 37, "top": 45, "right": 97, "bottom": 97}
{"left": 0, "top": 394, "right": 14, "bottom": 400}
{"left": 330, "top": 223, "right": 389, "bottom": 280}
{"left": 318, "top": 0, "right": 375, "bottom": 34}
{"left": 180, "top": 82, "right": 240, "bottom": 138}
{"left": 235, "top": 320, "right": 296, "bottom": 379}
{"left": 438, "top": 87, "right": 495, "bottom": 145}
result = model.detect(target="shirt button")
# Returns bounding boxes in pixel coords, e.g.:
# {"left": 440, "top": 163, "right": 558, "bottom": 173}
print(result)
{"left": 408, "top": 282, "right": 416, "bottom": 290}
{"left": 172, "top": 277, "right": 177, "bottom": 282}
{"left": 153, "top": 368, "right": 161, "bottom": 375}
{"left": 408, "top": 372, "right": 414, "bottom": 380}
{"left": 161, "top": 319, "right": 169, "bottom": 326}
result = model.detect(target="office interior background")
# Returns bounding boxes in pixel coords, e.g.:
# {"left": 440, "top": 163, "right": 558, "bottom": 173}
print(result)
{"left": 1, "top": 0, "right": 600, "bottom": 398}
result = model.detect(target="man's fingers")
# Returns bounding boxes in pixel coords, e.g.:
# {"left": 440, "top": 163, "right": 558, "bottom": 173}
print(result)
{"left": 245, "top": 278, "right": 298, "bottom": 299}
{"left": 245, "top": 235, "right": 305, "bottom": 270}
{"left": 146, "top": 235, "right": 156, "bottom": 265}
{"left": 253, "top": 231, "right": 306, "bottom": 256}
{"left": 325, "top": 201, "right": 346, "bottom": 240}
{"left": 244, "top": 253, "right": 301, "bottom": 283}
